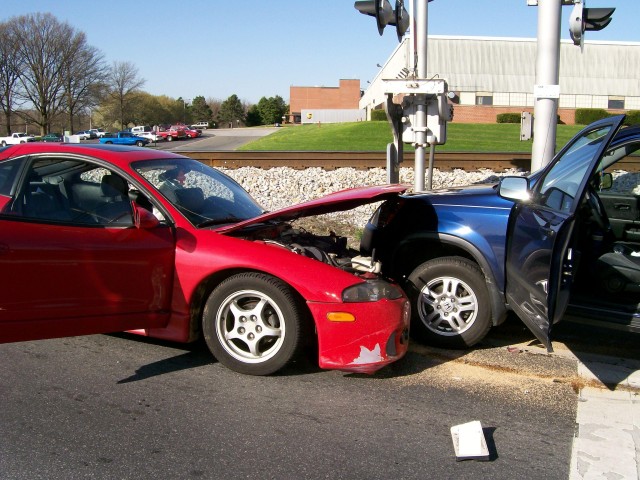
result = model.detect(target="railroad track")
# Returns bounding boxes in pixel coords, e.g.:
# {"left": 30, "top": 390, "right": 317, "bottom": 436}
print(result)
{"left": 181, "top": 151, "right": 640, "bottom": 172}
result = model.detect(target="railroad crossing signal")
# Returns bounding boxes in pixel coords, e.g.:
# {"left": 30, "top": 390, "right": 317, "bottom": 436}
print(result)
{"left": 568, "top": 0, "right": 615, "bottom": 48}
{"left": 354, "top": 0, "right": 411, "bottom": 41}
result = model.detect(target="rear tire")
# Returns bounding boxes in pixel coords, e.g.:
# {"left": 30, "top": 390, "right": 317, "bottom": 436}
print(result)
{"left": 407, "top": 256, "right": 491, "bottom": 348}
{"left": 166, "top": 135, "right": 173, "bottom": 142}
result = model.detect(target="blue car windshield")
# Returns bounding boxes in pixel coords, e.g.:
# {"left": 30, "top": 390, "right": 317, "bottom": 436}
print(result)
{"left": 132, "top": 158, "right": 264, "bottom": 227}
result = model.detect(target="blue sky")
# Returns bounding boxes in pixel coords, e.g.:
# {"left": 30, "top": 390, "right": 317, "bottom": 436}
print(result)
{"left": 3, "top": 1, "right": 637, "bottom": 104}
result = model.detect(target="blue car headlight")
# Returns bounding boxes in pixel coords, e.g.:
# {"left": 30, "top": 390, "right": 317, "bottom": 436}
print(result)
{"left": 342, "top": 279, "right": 404, "bottom": 303}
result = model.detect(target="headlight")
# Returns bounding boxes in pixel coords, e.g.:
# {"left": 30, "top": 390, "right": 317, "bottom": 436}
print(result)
{"left": 342, "top": 279, "right": 404, "bottom": 303}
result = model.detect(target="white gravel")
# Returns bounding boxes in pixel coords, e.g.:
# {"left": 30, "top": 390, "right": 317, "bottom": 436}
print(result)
{"left": 220, "top": 166, "right": 639, "bottom": 227}
{"left": 220, "top": 166, "right": 526, "bottom": 226}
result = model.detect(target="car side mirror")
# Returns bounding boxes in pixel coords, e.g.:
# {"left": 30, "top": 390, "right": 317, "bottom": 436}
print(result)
{"left": 498, "top": 176, "right": 531, "bottom": 202}
{"left": 133, "top": 203, "right": 160, "bottom": 229}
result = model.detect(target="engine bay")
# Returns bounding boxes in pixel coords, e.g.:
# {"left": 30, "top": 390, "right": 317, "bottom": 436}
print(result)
{"left": 229, "top": 221, "right": 381, "bottom": 274}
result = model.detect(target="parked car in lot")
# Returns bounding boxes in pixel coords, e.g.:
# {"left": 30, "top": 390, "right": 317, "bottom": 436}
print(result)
{"left": 361, "top": 115, "right": 640, "bottom": 351}
{"left": 75, "top": 130, "right": 97, "bottom": 140}
{"left": 135, "top": 131, "right": 164, "bottom": 142}
{"left": 99, "top": 131, "right": 150, "bottom": 147}
{"left": 180, "top": 126, "right": 201, "bottom": 138}
{"left": 0, "top": 143, "right": 410, "bottom": 375}
{"left": 0, "top": 133, "right": 36, "bottom": 146}
{"left": 156, "top": 126, "right": 187, "bottom": 142}
{"left": 41, "top": 133, "right": 63, "bottom": 142}
{"left": 131, "top": 125, "right": 152, "bottom": 134}
{"left": 89, "top": 128, "right": 107, "bottom": 138}
{"left": 191, "top": 121, "right": 209, "bottom": 130}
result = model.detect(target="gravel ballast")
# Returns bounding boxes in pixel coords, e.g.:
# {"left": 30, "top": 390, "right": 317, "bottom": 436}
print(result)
{"left": 220, "top": 166, "right": 525, "bottom": 228}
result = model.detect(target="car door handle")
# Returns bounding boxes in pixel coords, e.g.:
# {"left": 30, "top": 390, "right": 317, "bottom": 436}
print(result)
{"left": 540, "top": 227, "right": 555, "bottom": 237}
{"left": 0, "top": 244, "right": 9, "bottom": 255}
{"left": 614, "top": 203, "right": 631, "bottom": 210}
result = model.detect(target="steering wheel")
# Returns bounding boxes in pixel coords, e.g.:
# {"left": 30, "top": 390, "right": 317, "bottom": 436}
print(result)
{"left": 585, "top": 184, "right": 610, "bottom": 231}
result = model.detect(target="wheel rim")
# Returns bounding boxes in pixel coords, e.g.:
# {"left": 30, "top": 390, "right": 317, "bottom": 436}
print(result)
{"left": 417, "top": 276, "right": 479, "bottom": 336}
{"left": 215, "top": 289, "right": 285, "bottom": 364}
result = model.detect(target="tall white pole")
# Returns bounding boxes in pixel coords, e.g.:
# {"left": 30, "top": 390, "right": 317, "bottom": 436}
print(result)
{"left": 414, "top": 0, "right": 428, "bottom": 192}
{"left": 531, "top": 0, "right": 562, "bottom": 171}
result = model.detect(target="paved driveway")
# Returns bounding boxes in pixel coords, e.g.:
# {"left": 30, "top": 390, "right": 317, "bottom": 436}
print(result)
{"left": 165, "top": 127, "right": 278, "bottom": 151}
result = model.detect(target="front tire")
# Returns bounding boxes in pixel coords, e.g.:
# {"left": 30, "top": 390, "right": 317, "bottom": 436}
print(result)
{"left": 166, "top": 135, "right": 173, "bottom": 142}
{"left": 407, "top": 256, "right": 491, "bottom": 349}
{"left": 135, "top": 140, "right": 144, "bottom": 147}
{"left": 202, "top": 273, "right": 306, "bottom": 375}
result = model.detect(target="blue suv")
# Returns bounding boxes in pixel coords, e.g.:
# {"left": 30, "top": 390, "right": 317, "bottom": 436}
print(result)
{"left": 361, "top": 115, "right": 640, "bottom": 351}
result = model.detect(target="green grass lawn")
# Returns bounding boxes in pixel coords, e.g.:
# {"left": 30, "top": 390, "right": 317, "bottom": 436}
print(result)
{"left": 239, "top": 121, "right": 584, "bottom": 152}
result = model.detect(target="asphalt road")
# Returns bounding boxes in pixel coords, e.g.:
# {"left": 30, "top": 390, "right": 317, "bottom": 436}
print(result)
{"left": 0, "top": 323, "right": 579, "bottom": 480}
{"left": 155, "top": 127, "right": 278, "bottom": 151}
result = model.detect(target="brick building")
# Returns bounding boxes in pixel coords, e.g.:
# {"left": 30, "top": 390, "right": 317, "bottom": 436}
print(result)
{"left": 360, "top": 36, "right": 640, "bottom": 124}
{"left": 289, "top": 79, "right": 363, "bottom": 124}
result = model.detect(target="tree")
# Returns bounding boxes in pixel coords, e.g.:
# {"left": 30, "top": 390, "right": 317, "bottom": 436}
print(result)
{"left": 206, "top": 97, "right": 222, "bottom": 128}
{"left": 104, "top": 61, "right": 145, "bottom": 130}
{"left": 256, "top": 95, "right": 288, "bottom": 126}
{"left": 217, "top": 94, "right": 245, "bottom": 128}
{"left": 245, "top": 105, "right": 262, "bottom": 127}
{"left": 190, "top": 95, "right": 212, "bottom": 124}
{"left": 0, "top": 21, "right": 23, "bottom": 135}
{"left": 176, "top": 97, "right": 192, "bottom": 125}
{"left": 9, "top": 13, "right": 87, "bottom": 135}
{"left": 60, "top": 39, "right": 108, "bottom": 133}
{"left": 129, "top": 92, "right": 171, "bottom": 127}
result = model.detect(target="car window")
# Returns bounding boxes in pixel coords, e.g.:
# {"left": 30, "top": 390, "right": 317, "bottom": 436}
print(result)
{"left": 133, "top": 158, "right": 264, "bottom": 227}
{"left": 597, "top": 142, "right": 640, "bottom": 195}
{"left": 5, "top": 157, "right": 136, "bottom": 226}
{"left": 536, "top": 124, "right": 613, "bottom": 212}
{"left": 0, "top": 159, "right": 22, "bottom": 196}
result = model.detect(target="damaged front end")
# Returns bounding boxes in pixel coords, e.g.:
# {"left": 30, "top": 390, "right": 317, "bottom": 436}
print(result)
{"left": 215, "top": 184, "right": 410, "bottom": 373}
{"left": 227, "top": 219, "right": 411, "bottom": 374}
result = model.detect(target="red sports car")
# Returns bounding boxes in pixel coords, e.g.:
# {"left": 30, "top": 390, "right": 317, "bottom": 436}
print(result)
{"left": 0, "top": 143, "right": 409, "bottom": 375}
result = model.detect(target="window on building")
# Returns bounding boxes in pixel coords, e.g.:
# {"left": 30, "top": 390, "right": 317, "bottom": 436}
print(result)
{"left": 608, "top": 97, "right": 625, "bottom": 110}
{"left": 476, "top": 93, "right": 493, "bottom": 106}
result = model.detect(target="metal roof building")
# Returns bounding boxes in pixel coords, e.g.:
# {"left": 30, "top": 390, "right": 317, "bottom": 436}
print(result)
{"left": 360, "top": 35, "right": 640, "bottom": 123}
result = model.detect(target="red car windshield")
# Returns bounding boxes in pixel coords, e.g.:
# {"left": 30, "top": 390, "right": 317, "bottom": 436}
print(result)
{"left": 133, "top": 159, "right": 265, "bottom": 227}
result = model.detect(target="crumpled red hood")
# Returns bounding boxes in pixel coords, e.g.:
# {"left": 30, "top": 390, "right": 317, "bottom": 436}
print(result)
{"left": 215, "top": 184, "right": 407, "bottom": 233}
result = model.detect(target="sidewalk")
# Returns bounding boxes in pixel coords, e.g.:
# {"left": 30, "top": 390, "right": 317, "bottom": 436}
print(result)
{"left": 569, "top": 355, "right": 640, "bottom": 479}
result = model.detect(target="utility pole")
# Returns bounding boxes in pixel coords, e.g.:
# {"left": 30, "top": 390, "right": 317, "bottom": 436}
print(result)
{"left": 528, "top": 0, "right": 615, "bottom": 171}
{"left": 531, "top": 0, "right": 562, "bottom": 172}
{"left": 355, "top": 0, "right": 452, "bottom": 191}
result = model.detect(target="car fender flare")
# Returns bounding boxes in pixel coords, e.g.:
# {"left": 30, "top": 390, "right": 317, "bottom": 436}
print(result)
{"left": 395, "top": 231, "right": 508, "bottom": 327}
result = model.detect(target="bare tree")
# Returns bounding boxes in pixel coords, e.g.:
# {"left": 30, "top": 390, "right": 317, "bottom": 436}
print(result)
{"left": 61, "top": 36, "right": 108, "bottom": 133}
{"left": 105, "top": 61, "right": 145, "bottom": 130}
{"left": 0, "top": 21, "right": 23, "bottom": 135}
{"left": 9, "top": 13, "right": 86, "bottom": 135}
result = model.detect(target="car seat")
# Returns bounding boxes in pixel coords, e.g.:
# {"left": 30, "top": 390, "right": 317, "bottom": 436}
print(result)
{"left": 596, "top": 242, "right": 640, "bottom": 292}
{"left": 94, "top": 174, "right": 133, "bottom": 225}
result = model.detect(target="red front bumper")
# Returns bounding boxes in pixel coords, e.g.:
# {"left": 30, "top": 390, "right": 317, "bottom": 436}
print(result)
{"left": 308, "top": 297, "right": 411, "bottom": 374}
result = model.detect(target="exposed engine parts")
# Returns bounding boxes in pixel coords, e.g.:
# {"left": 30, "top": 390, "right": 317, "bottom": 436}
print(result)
{"left": 236, "top": 222, "right": 381, "bottom": 274}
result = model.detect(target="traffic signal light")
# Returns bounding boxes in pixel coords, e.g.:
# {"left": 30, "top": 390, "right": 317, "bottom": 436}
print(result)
{"left": 354, "top": 0, "right": 410, "bottom": 41}
{"left": 569, "top": 0, "right": 615, "bottom": 47}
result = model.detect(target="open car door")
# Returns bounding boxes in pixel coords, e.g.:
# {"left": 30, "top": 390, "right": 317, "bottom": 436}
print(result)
{"left": 503, "top": 115, "right": 626, "bottom": 351}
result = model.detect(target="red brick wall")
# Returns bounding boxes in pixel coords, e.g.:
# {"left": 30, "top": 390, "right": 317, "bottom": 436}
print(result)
{"left": 451, "top": 105, "right": 577, "bottom": 125}
{"left": 290, "top": 79, "right": 361, "bottom": 116}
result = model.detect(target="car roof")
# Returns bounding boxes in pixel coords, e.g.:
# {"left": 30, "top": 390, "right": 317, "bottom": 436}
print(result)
{"left": 0, "top": 142, "right": 185, "bottom": 169}
{"left": 610, "top": 124, "right": 640, "bottom": 146}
